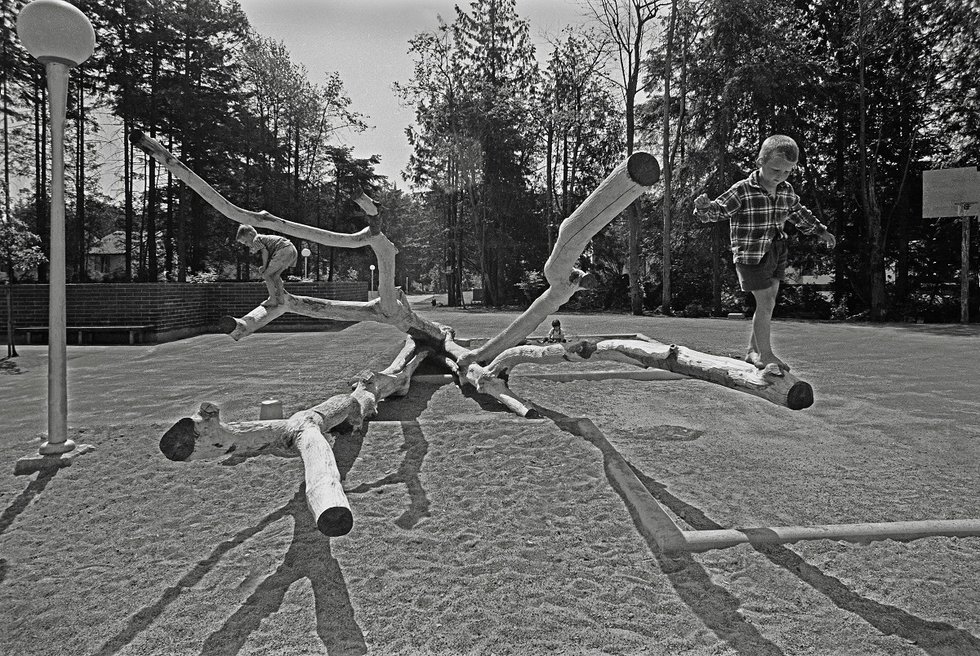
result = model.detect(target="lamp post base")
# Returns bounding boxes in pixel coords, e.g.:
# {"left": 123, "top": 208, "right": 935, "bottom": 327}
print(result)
{"left": 15, "top": 443, "right": 94, "bottom": 475}
{"left": 39, "top": 438, "right": 76, "bottom": 455}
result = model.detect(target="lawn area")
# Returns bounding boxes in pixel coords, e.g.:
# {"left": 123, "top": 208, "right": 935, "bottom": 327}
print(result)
{"left": 1, "top": 310, "right": 979, "bottom": 655}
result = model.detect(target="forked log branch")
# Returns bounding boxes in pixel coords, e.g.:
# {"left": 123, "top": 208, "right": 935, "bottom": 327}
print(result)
{"left": 129, "top": 130, "right": 428, "bottom": 330}
{"left": 218, "top": 290, "right": 440, "bottom": 343}
{"left": 159, "top": 337, "right": 434, "bottom": 536}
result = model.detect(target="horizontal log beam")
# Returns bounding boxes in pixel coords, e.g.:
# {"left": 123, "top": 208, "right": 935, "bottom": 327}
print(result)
{"left": 673, "top": 519, "right": 980, "bottom": 553}
{"left": 216, "top": 290, "right": 445, "bottom": 344}
{"left": 486, "top": 336, "right": 814, "bottom": 410}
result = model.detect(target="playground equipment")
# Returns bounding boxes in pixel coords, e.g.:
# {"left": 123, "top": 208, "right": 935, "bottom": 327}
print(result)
{"left": 136, "top": 131, "right": 980, "bottom": 551}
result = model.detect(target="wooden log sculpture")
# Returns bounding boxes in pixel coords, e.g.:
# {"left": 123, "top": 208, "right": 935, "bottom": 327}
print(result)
{"left": 134, "top": 130, "right": 818, "bottom": 536}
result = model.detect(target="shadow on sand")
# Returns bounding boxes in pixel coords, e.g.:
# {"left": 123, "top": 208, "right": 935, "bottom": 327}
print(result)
{"left": 537, "top": 403, "right": 980, "bottom": 656}
{"left": 627, "top": 465, "right": 980, "bottom": 656}
{"left": 93, "top": 373, "right": 443, "bottom": 656}
{"left": 91, "top": 486, "right": 366, "bottom": 656}
{"left": 0, "top": 468, "right": 59, "bottom": 585}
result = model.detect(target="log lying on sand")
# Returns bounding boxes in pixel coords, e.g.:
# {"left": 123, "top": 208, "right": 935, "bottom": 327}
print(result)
{"left": 159, "top": 338, "right": 433, "bottom": 536}
{"left": 160, "top": 400, "right": 355, "bottom": 536}
{"left": 484, "top": 337, "right": 814, "bottom": 410}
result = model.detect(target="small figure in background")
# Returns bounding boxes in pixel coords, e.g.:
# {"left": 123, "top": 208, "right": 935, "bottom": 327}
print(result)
{"left": 236, "top": 224, "right": 298, "bottom": 307}
{"left": 546, "top": 318, "right": 565, "bottom": 343}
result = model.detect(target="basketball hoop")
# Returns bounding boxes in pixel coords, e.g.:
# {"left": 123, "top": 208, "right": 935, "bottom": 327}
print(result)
{"left": 923, "top": 168, "right": 978, "bottom": 324}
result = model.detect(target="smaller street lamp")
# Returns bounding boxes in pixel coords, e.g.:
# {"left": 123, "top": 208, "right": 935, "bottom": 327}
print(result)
{"left": 369, "top": 264, "right": 376, "bottom": 293}
{"left": 301, "top": 247, "right": 311, "bottom": 280}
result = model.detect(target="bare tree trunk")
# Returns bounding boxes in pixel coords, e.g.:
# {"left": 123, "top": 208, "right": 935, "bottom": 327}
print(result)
{"left": 589, "top": 0, "right": 659, "bottom": 316}
{"left": 545, "top": 120, "right": 555, "bottom": 254}
{"left": 124, "top": 119, "right": 134, "bottom": 281}
{"left": 660, "top": 0, "right": 679, "bottom": 315}
{"left": 5, "top": 276, "right": 15, "bottom": 358}
{"left": 147, "top": 133, "right": 158, "bottom": 282}
{"left": 165, "top": 136, "right": 174, "bottom": 280}
{"left": 74, "top": 70, "right": 86, "bottom": 282}
{"left": 857, "top": 0, "right": 886, "bottom": 320}
{"left": 35, "top": 70, "right": 48, "bottom": 283}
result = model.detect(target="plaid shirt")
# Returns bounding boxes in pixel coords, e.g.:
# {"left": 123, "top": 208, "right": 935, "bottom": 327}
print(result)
{"left": 696, "top": 170, "right": 828, "bottom": 264}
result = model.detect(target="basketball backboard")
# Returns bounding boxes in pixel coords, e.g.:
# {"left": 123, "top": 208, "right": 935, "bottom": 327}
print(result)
{"left": 922, "top": 167, "right": 980, "bottom": 218}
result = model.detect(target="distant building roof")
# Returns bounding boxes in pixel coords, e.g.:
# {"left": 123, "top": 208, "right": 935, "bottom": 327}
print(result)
{"left": 88, "top": 230, "right": 127, "bottom": 256}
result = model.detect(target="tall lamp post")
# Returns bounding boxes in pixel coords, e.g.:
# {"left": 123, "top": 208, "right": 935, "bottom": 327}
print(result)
{"left": 369, "top": 264, "right": 376, "bottom": 295}
{"left": 15, "top": 0, "right": 95, "bottom": 471}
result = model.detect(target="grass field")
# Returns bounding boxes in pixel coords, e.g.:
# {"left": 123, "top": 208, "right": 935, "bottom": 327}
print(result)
{"left": 1, "top": 310, "right": 979, "bottom": 655}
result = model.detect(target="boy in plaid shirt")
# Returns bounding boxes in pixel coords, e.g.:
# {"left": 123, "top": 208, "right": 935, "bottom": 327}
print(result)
{"left": 694, "top": 135, "right": 836, "bottom": 375}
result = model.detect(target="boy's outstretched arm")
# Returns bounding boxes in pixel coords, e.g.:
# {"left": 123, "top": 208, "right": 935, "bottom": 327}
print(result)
{"left": 786, "top": 199, "right": 836, "bottom": 249}
{"left": 693, "top": 190, "right": 739, "bottom": 223}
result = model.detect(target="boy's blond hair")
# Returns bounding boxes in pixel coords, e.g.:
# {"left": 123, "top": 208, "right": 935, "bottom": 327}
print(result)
{"left": 236, "top": 224, "right": 257, "bottom": 241}
{"left": 757, "top": 135, "right": 799, "bottom": 166}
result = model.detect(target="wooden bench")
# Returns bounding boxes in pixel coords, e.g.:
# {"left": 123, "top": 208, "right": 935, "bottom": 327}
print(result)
{"left": 16, "top": 325, "right": 155, "bottom": 345}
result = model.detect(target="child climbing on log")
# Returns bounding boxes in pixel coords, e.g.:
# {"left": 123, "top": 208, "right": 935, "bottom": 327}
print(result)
{"left": 236, "top": 225, "right": 298, "bottom": 307}
{"left": 694, "top": 135, "right": 836, "bottom": 374}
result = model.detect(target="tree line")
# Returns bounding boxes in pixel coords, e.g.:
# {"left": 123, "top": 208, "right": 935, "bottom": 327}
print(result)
{"left": 1, "top": 0, "right": 977, "bottom": 322}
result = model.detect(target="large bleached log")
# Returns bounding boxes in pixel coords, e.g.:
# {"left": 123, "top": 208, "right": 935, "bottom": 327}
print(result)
{"left": 159, "top": 337, "right": 433, "bottom": 536}
{"left": 485, "top": 337, "right": 814, "bottom": 410}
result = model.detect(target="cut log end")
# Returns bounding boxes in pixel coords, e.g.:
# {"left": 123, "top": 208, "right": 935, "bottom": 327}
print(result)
{"left": 317, "top": 507, "right": 354, "bottom": 537}
{"left": 786, "top": 381, "right": 815, "bottom": 410}
{"left": 626, "top": 152, "right": 661, "bottom": 187}
{"left": 160, "top": 417, "right": 196, "bottom": 461}
{"left": 219, "top": 315, "right": 241, "bottom": 335}
{"left": 128, "top": 129, "right": 145, "bottom": 145}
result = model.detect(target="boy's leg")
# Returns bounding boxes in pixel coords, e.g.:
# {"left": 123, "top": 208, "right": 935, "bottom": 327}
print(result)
{"left": 748, "top": 279, "right": 789, "bottom": 372}
{"left": 260, "top": 272, "right": 281, "bottom": 307}
{"left": 260, "top": 247, "right": 297, "bottom": 307}
{"left": 737, "top": 239, "right": 790, "bottom": 373}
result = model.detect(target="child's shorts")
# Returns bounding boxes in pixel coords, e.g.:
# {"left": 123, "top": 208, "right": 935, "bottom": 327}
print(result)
{"left": 735, "top": 239, "right": 787, "bottom": 291}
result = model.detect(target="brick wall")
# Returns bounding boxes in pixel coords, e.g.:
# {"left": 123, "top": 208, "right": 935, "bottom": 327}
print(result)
{"left": 0, "top": 281, "right": 367, "bottom": 344}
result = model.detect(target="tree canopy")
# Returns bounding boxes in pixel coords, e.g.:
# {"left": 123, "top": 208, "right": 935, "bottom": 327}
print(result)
{"left": 0, "top": 0, "right": 976, "bottom": 321}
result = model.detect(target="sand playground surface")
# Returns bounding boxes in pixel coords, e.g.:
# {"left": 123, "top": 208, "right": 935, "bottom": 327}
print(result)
{"left": 1, "top": 311, "right": 978, "bottom": 655}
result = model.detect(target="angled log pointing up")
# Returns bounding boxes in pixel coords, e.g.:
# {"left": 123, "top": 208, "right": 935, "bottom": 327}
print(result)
{"left": 459, "top": 152, "right": 660, "bottom": 370}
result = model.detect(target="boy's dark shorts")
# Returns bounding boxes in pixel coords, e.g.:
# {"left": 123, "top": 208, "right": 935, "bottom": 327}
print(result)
{"left": 735, "top": 239, "right": 788, "bottom": 292}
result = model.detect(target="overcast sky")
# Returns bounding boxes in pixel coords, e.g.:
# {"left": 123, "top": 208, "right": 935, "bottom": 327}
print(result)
{"left": 238, "top": 0, "right": 592, "bottom": 185}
